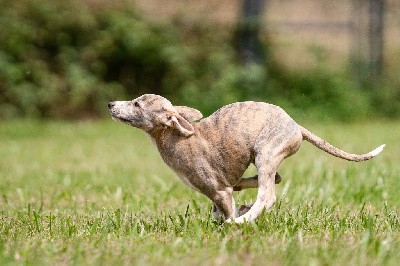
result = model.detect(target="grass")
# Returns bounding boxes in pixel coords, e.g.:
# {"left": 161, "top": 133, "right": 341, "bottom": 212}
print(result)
{"left": 0, "top": 119, "right": 399, "bottom": 265}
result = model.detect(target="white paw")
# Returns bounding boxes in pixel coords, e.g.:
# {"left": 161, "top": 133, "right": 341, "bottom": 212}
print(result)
{"left": 234, "top": 217, "right": 246, "bottom": 224}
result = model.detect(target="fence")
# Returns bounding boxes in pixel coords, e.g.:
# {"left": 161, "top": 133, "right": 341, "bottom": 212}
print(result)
{"left": 262, "top": 0, "right": 394, "bottom": 75}
{"left": 137, "top": 0, "right": 399, "bottom": 76}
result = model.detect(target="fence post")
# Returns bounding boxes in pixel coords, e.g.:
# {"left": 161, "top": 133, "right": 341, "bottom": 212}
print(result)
{"left": 350, "top": 0, "right": 363, "bottom": 62}
{"left": 235, "top": 0, "right": 267, "bottom": 64}
{"left": 368, "top": 0, "right": 385, "bottom": 76}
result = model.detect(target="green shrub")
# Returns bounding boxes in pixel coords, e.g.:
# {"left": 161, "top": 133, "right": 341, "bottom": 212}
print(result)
{"left": 0, "top": 0, "right": 398, "bottom": 120}
{"left": 0, "top": 0, "right": 123, "bottom": 118}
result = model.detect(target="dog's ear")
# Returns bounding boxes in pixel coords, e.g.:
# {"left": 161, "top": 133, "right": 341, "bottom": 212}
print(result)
{"left": 174, "top": 106, "right": 203, "bottom": 122}
{"left": 163, "top": 113, "right": 195, "bottom": 137}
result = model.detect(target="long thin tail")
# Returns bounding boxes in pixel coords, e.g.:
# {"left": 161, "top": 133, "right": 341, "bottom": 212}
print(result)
{"left": 300, "top": 126, "right": 385, "bottom": 162}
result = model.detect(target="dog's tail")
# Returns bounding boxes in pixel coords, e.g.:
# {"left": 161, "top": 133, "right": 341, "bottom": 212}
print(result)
{"left": 300, "top": 126, "right": 385, "bottom": 162}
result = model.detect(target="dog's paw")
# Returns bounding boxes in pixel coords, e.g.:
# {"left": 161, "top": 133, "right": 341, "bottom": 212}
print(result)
{"left": 236, "top": 204, "right": 253, "bottom": 216}
{"left": 233, "top": 216, "right": 250, "bottom": 224}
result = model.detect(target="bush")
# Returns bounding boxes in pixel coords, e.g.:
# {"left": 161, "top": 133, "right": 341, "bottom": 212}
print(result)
{"left": 0, "top": 0, "right": 398, "bottom": 120}
{"left": 0, "top": 0, "right": 121, "bottom": 118}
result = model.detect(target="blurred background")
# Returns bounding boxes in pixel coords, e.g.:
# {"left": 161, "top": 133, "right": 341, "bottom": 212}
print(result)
{"left": 0, "top": 0, "right": 399, "bottom": 121}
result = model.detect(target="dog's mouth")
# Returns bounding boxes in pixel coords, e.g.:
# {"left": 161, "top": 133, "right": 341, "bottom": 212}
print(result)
{"left": 111, "top": 114, "right": 132, "bottom": 123}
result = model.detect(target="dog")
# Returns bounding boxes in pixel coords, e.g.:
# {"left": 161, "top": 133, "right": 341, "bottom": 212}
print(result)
{"left": 108, "top": 94, "right": 385, "bottom": 224}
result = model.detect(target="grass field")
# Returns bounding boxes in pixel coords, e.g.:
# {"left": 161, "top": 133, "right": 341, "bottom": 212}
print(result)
{"left": 0, "top": 119, "right": 399, "bottom": 265}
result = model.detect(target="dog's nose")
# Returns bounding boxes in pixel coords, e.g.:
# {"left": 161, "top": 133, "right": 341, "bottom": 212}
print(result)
{"left": 108, "top": 102, "right": 115, "bottom": 109}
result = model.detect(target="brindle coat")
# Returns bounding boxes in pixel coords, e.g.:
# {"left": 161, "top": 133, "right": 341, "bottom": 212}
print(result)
{"left": 108, "top": 94, "right": 385, "bottom": 223}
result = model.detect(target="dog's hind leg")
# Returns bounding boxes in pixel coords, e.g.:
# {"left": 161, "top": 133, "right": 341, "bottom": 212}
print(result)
{"left": 231, "top": 154, "right": 280, "bottom": 223}
{"left": 231, "top": 130, "right": 302, "bottom": 223}
{"left": 232, "top": 173, "right": 282, "bottom": 217}
{"left": 231, "top": 173, "right": 282, "bottom": 217}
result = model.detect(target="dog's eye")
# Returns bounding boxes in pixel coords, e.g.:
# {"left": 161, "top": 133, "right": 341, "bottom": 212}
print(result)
{"left": 134, "top": 101, "right": 140, "bottom": 108}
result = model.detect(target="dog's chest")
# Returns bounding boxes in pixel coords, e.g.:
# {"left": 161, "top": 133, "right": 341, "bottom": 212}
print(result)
{"left": 155, "top": 138, "right": 197, "bottom": 181}
{"left": 173, "top": 170, "right": 200, "bottom": 191}
{"left": 160, "top": 153, "right": 205, "bottom": 192}
{"left": 156, "top": 136, "right": 223, "bottom": 191}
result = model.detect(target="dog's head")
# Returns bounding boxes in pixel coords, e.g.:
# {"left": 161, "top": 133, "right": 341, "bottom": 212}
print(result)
{"left": 108, "top": 94, "right": 203, "bottom": 137}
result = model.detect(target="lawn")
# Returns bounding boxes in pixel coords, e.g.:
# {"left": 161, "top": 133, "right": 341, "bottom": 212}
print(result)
{"left": 0, "top": 119, "right": 399, "bottom": 265}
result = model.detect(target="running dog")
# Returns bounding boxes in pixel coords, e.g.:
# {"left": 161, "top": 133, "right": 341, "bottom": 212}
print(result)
{"left": 108, "top": 94, "right": 385, "bottom": 223}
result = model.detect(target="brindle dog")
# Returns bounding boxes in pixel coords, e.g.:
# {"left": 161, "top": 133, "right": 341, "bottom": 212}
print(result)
{"left": 108, "top": 94, "right": 385, "bottom": 223}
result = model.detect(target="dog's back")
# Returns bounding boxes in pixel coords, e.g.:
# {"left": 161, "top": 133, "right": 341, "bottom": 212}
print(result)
{"left": 197, "top": 101, "right": 297, "bottom": 151}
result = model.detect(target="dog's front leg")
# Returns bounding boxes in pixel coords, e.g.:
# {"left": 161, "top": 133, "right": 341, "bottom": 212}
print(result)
{"left": 233, "top": 172, "right": 282, "bottom": 191}
{"left": 211, "top": 188, "right": 235, "bottom": 221}
{"left": 213, "top": 198, "right": 252, "bottom": 218}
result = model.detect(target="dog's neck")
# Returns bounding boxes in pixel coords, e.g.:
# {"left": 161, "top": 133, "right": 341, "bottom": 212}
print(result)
{"left": 147, "top": 126, "right": 183, "bottom": 150}
{"left": 146, "top": 126, "right": 194, "bottom": 171}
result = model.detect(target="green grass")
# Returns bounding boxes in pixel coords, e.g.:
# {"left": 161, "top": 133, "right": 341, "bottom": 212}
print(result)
{"left": 0, "top": 120, "right": 399, "bottom": 265}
